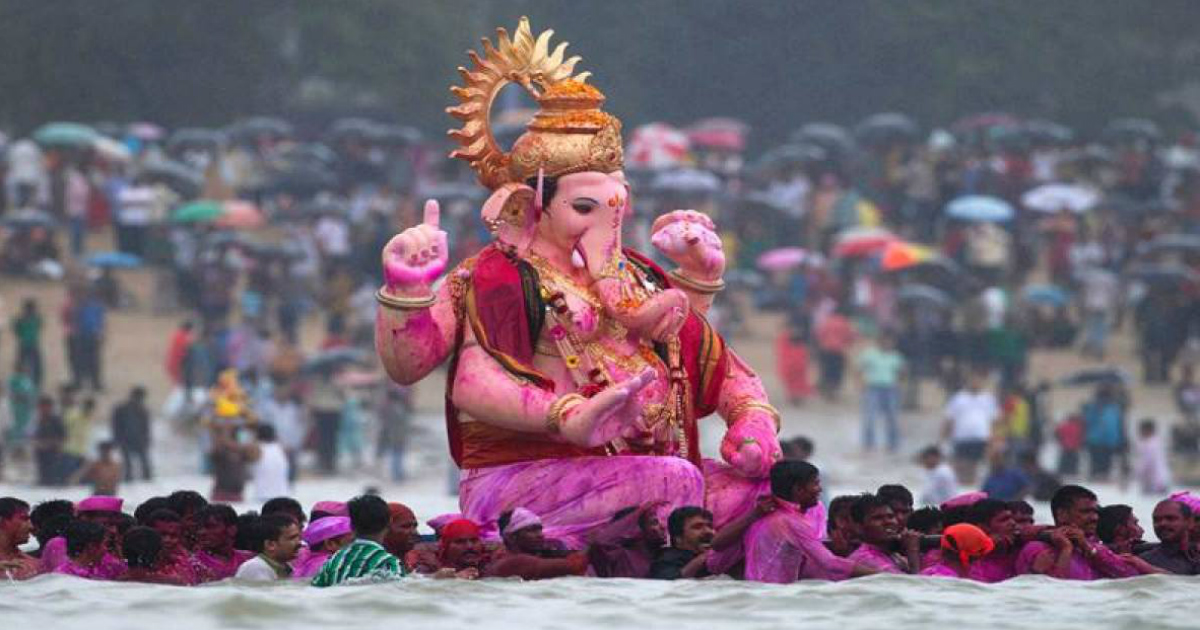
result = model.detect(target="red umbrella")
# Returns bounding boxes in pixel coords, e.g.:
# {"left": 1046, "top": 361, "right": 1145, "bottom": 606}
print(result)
{"left": 833, "top": 227, "right": 899, "bottom": 258}
{"left": 214, "top": 200, "right": 264, "bottom": 229}
{"left": 627, "top": 123, "right": 690, "bottom": 170}
{"left": 687, "top": 117, "right": 748, "bottom": 152}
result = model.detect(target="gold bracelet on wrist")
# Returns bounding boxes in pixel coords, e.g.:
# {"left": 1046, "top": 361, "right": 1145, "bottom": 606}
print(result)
{"left": 376, "top": 287, "right": 437, "bottom": 310}
{"left": 668, "top": 269, "right": 725, "bottom": 294}
{"left": 545, "top": 393, "right": 586, "bottom": 434}
{"left": 726, "top": 399, "right": 782, "bottom": 433}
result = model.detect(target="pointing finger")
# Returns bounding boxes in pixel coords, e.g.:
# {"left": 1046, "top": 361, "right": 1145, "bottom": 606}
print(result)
{"left": 423, "top": 199, "right": 441, "bottom": 228}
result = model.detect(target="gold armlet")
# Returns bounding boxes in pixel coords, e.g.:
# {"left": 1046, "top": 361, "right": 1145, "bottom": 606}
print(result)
{"left": 545, "top": 393, "right": 586, "bottom": 434}
{"left": 376, "top": 287, "right": 437, "bottom": 310}
{"left": 668, "top": 269, "right": 726, "bottom": 294}
{"left": 727, "top": 399, "right": 781, "bottom": 433}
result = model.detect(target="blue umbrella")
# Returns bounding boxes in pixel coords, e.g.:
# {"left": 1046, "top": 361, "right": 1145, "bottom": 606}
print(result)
{"left": 945, "top": 195, "right": 1014, "bottom": 222}
{"left": 85, "top": 251, "right": 143, "bottom": 268}
{"left": 1022, "top": 284, "right": 1069, "bottom": 306}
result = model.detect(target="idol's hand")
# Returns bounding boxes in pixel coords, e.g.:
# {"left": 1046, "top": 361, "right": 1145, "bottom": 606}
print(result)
{"left": 721, "top": 411, "right": 782, "bottom": 478}
{"left": 651, "top": 210, "right": 725, "bottom": 281}
{"left": 560, "top": 369, "right": 657, "bottom": 448}
{"left": 381, "top": 199, "right": 449, "bottom": 296}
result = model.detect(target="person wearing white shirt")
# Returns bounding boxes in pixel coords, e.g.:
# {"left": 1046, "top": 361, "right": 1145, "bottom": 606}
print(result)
{"left": 941, "top": 371, "right": 999, "bottom": 485}
{"left": 918, "top": 445, "right": 959, "bottom": 506}
{"left": 235, "top": 514, "right": 301, "bottom": 582}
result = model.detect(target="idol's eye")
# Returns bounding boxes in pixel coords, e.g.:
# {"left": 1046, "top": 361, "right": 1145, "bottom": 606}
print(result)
{"left": 571, "top": 201, "right": 595, "bottom": 214}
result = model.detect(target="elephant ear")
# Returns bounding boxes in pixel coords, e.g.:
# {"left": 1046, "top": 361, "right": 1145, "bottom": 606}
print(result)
{"left": 482, "top": 182, "right": 537, "bottom": 253}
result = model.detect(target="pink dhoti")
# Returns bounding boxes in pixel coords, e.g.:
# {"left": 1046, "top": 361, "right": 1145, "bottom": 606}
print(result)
{"left": 460, "top": 455, "right": 704, "bottom": 548}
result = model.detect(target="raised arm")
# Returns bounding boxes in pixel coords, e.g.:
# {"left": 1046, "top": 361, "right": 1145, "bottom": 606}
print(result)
{"left": 715, "top": 350, "right": 783, "bottom": 478}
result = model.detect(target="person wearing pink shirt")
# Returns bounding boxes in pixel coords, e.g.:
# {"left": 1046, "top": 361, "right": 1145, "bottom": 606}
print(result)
{"left": 965, "top": 499, "right": 1020, "bottom": 582}
{"left": 846, "top": 494, "right": 921, "bottom": 574}
{"left": 55, "top": 520, "right": 119, "bottom": 579}
{"left": 920, "top": 523, "right": 995, "bottom": 578}
{"left": 1015, "top": 485, "right": 1148, "bottom": 580}
{"left": 193, "top": 504, "right": 253, "bottom": 582}
{"left": 743, "top": 461, "right": 878, "bottom": 583}
{"left": 145, "top": 509, "right": 199, "bottom": 584}
{"left": 292, "top": 516, "right": 354, "bottom": 579}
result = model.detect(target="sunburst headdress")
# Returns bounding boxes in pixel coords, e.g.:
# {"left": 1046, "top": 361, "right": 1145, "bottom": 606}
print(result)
{"left": 448, "top": 17, "right": 624, "bottom": 191}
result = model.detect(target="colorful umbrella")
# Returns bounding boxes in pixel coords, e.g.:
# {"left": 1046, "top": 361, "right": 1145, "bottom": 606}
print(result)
{"left": 172, "top": 200, "right": 224, "bottom": 223}
{"left": 945, "top": 195, "right": 1014, "bottom": 222}
{"left": 756, "top": 247, "right": 808, "bottom": 272}
{"left": 879, "top": 241, "right": 936, "bottom": 272}
{"left": 833, "top": 227, "right": 899, "bottom": 258}
{"left": 33, "top": 122, "right": 99, "bottom": 148}
{"left": 1022, "top": 183, "right": 1100, "bottom": 214}
{"left": 1022, "top": 284, "right": 1069, "bottom": 306}
{"left": 214, "top": 201, "right": 265, "bottom": 229}
{"left": 627, "top": 123, "right": 690, "bottom": 170}
{"left": 687, "top": 118, "right": 748, "bottom": 152}
{"left": 85, "top": 251, "right": 143, "bottom": 268}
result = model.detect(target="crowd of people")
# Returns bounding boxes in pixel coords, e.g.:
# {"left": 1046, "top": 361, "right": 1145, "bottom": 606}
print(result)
{"left": 2, "top": 460, "right": 1198, "bottom": 586}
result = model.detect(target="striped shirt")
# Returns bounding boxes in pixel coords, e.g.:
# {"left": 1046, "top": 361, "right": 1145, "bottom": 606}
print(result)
{"left": 311, "top": 539, "right": 406, "bottom": 587}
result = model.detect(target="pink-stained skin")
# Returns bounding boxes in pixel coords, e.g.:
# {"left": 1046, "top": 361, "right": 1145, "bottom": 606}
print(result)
{"left": 376, "top": 170, "right": 782, "bottom": 538}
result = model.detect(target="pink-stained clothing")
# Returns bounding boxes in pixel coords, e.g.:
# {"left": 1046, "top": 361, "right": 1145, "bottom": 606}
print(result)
{"left": 160, "top": 550, "right": 200, "bottom": 585}
{"left": 919, "top": 562, "right": 961, "bottom": 578}
{"left": 1015, "top": 540, "right": 1139, "bottom": 580}
{"left": 55, "top": 554, "right": 126, "bottom": 580}
{"left": 848, "top": 544, "right": 905, "bottom": 574}
{"left": 743, "top": 502, "right": 855, "bottom": 584}
{"left": 459, "top": 455, "right": 704, "bottom": 548}
{"left": 291, "top": 550, "right": 332, "bottom": 579}
{"left": 967, "top": 549, "right": 1017, "bottom": 583}
{"left": 39, "top": 537, "right": 69, "bottom": 573}
{"left": 193, "top": 549, "right": 254, "bottom": 582}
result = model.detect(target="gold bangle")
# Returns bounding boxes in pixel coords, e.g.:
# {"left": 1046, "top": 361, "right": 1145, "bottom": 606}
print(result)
{"left": 726, "top": 399, "right": 782, "bottom": 433}
{"left": 376, "top": 287, "right": 437, "bottom": 310}
{"left": 546, "top": 393, "right": 586, "bottom": 434}
{"left": 668, "top": 269, "right": 725, "bottom": 294}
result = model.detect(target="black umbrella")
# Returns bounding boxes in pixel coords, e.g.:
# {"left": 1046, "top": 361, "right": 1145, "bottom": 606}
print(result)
{"left": 139, "top": 158, "right": 203, "bottom": 198}
{"left": 1145, "top": 234, "right": 1200, "bottom": 256}
{"left": 303, "top": 347, "right": 370, "bottom": 373}
{"left": 896, "top": 284, "right": 952, "bottom": 308}
{"left": 1023, "top": 120, "right": 1074, "bottom": 145}
{"left": 1127, "top": 263, "right": 1200, "bottom": 287}
{"left": 229, "top": 117, "right": 293, "bottom": 141}
{"left": 854, "top": 113, "right": 918, "bottom": 144}
{"left": 753, "top": 143, "right": 827, "bottom": 171}
{"left": 168, "top": 128, "right": 227, "bottom": 152}
{"left": 791, "top": 123, "right": 853, "bottom": 154}
{"left": 1103, "top": 118, "right": 1161, "bottom": 144}
{"left": 329, "top": 117, "right": 378, "bottom": 140}
{"left": 371, "top": 124, "right": 423, "bottom": 146}
{"left": 261, "top": 166, "right": 340, "bottom": 197}
{"left": 1057, "top": 367, "right": 1131, "bottom": 388}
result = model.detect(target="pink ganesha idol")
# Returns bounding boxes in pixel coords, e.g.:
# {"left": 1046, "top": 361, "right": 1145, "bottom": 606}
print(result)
{"left": 374, "top": 17, "right": 781, "bottom": 547}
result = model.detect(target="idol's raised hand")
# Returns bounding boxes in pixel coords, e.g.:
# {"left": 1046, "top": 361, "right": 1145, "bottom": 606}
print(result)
{"left": 650, "top": 210, "right": 725, "bottom": 281}
{"left": 381, "top": 199, "right": 449, "bottom": 296}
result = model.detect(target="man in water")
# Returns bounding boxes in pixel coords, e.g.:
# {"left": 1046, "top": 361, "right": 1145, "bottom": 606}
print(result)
{"left": 1138, "top": 500, "right": 1200, "bottom": 574}
{"left": 384, "top": 502, "right": 420, "bottom": 567}
{"left": 487, "top": 508, "right": 589, "bottom": 579}
{"left": 1097, "top": 504, "right": 1150, "bottom": 555}
{"left": 965, "top": 499, "right": 1019, "bottom": 582}
{"left": 650, "top": 506, "right": 716, "bottom": 580}
{"left": 742, "top": 461, "right": 878, "bottom": 583}
{"left": 846, "top": 494, "right": 920, "bottom": 573}
{"left": 55, "top": 520, "right": 112, "bottom": 579}
{"left": 1015, "top": 485, "right": 1144, "bottom": 579}
{"left": 0, "top": 497, "right": 39, "bottom": 579}
{"left": 145, "top": 509, "right": 199, "bottom": 584}
{"left": 431, "top": 519, "right": 487, "bottom": 579}
{"left": 588, "top": 502, "right": 669, "bottom": 578}
{"left": 876, "top": 484, "right": 915, "bottom": 528}
{"left": 119, "top": 527, "right": 189, "bottom": 585}
{"left": 824, "top": 495, "right": 861, "bottom": 557}
{"left": 312, "top": 495, "right": 406, "bottom": 586}
{"left": 236, "top": 514, "right": 301, "bottom": 582}
{"left": 193, "top": 504, "right": 253, "bottom": 582}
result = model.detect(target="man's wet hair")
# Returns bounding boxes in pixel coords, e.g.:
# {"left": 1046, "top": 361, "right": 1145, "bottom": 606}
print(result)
{"left": 1097, "top": 504, "right": 1134, "bottom": 545}
{"left": 876, "top": 484, "right": 914, "bottom": 508}
{"left": 1007, "top": 500, "right": 1034, "bottom": 518}
{"left": 123, "top": 526, "right": 163, "bottom": 569}
{"left": 167, "top": 490, "right": 208, "bottom": 518}
{"left": 198, "top": 504, "right": 239, "bottom": 528}
{"left": 1050, "top": 485, "right": 1097, "bottom": 520}
{"left": 348, "top": 494, "right": 390, "bottom": 536}
{"left": 667, "top": 506, "right": 712, "bottom": 543}
{"left": 65, "top": 520, "right": 106, "bottom": 557}
{"left": 135, "top": 497, "right": 172, "bottom": 525}
{"left": 827, "top": 495, "right": 858, "bottom": 532}
{"left": 907, "top": 507, "right": 943, "bottom": 534}
{"left": 262, "top": 497, "right": 304, "bottom": 522}
{"left": 850, "top": 493, "right": 889, "bottom": 524}
{"left": 769, "top": 460, "right": 819, "bottom": 499}
{"left": 249, "top": 514, "right": 296, "bottom": 553}
{"left": 145, "top": 509, "right": 181, "bottom": 528}
{"left": 0, "top": 497, "right": 30, "bottom": 520}
{"left": 969, "top": 499, "right": 1011, "bottom": 527}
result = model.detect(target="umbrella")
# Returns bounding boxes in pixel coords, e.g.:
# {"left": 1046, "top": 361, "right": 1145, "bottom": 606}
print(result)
{"left": 1127, "top": 263, "right": 1200, "bottom": 287}
{"left": 128, "top": 122, "right": 166, "bottom": 142}
{"left": 303, "top": 347, "right": 370, "bottom": 373}
{"left": 139, "top": 158, "right": 203, "bottom": 197}
{"left": 1057, "top": 367, "right": 1131, "bottom": 388}
{"left": 335, "top": 369, "right": 384, "bottom": 388}
{"left": 371, "top": 124, "right": 422, "bottom": 146}
{"left": 229, "top": 116, "right": 293, "bottom": 140}
{"left": 85, "top": 251, "right": 143, "bottom": 268}
{"left": 896, "top": 284, "right": 952, "bottom": 308}
{"left": 756, "top": 247, "right": 808, "bottom": 272}
{"left": 945, "top": 195, "right": 1014, "bottom": 222}
{"left": 329, "top": 117, "right": 379, "bottom": 139}
{"left": 952, "top": 112, "right": 1020, "bottom": 134}
{"left": 791, "top": 123, "right": 853, "bottom": 153}
{"left": 415, "top": 181, "right": 486, "bottom": 204}
{"left": 1024, "top": 120, "right": 1074, "bottom": 144}
{"left": 33, "top": 122, "right": 99, "bottom": 148}
{"left": 833, "top": 227, "right": 899, "bottom": 258}
{"left": 0, "top": 208, "right": 56, "bottom": 228}
{"left": 172, "top": 200, "right": 224, "bottom": 223}
{"left": 1103, "top": 118, "right": 1161, "bottom": 144}
{"left": 168, "top": 128, "right": 226, "bottom": 152}
{"left": 687, "top": 117, "right": 748, "bottom": 152}
{"left": 1144, "top": 234, "right": 1200, "bottom": 256}
{"left": 651, "top": 168, "right": 723, "bottom": 195}
{"left": 260, "top": 166, "right": 339, "bottom": 197}
{"left": 214, "top": 201, "right": 265, "bottom": 229}
{"left": 878, "top": 241, "right": 936, "bottom": 272}
{"left": 626, "top": 123, "right": 690, "bottom": 170}
{"left": 1022, "top": 183, "right": 1100, "bottom": 214}
{"left": 1022, "top": 284, "right": 1069, "bottom": 306}
{"left": 91, "top": 136, "right": 132, "bottom": 163}
{"left": 753, "top": 143, "right": 827, "bottom": 171}
{"left": 854, "top": 113, "right": 917, "bottom": 144}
